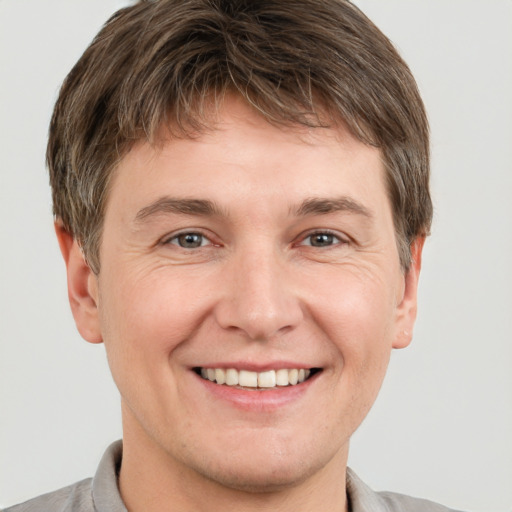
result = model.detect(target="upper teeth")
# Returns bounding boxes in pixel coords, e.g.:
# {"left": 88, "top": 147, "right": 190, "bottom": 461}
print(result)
{"left": 200, "top": 368, "right": 311, "bottom": 388}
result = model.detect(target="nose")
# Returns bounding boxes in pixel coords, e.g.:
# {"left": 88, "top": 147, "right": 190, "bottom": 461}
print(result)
{"left": 214, "top": 247, "right": 304, "bottom": 341}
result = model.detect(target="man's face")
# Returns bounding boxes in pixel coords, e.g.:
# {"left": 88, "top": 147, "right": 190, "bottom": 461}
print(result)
{"left": 69, "top": 97, "right": 420, "bottom": 491}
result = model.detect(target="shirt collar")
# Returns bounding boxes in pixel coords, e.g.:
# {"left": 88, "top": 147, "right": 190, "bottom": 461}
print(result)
{"left": 92, "top": 440, "right": 127, "bottom": 512}
{"left": 347, "top": 467, "right": 391, "bottom": 512}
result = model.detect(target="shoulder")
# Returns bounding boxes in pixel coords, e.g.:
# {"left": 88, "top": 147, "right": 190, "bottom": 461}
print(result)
{"left": 347, "top": 468, "right": 465, "bottom": 512}
{"left": 377, "top": 490, "right": 463, "bottom": 512}
{"left": 2, "top": 478, "right": 94, "bottom": 512}
{"left": 2, "top": 441, "right": 125, "bottom": 512}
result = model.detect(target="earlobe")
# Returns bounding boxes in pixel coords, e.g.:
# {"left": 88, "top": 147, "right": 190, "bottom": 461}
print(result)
{"left": 392, "top": 237, "right": 425, "bottom": 349}
{"left": 55, "top": 221, "right": 103, "bottom": 344}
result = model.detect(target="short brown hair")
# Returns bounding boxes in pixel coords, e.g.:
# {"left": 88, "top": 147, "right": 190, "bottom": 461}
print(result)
{"left": 48, "top": 0, "right": 432, "bottom": 274}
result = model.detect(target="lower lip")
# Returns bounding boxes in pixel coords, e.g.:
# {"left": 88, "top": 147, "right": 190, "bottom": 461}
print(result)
{"left": 193, "top": 371, "right": 318, "bottom": 411}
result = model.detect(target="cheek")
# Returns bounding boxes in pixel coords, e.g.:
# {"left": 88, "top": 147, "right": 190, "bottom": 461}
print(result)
{"left": 96, "top": 266, "right": 215, "bottom": 397}
{"left": 96, "top": 267, "right": 218, "bottom": 431}
{"left": 310, "top": 270, "right": 397, "bottom": 397}
{"left": 101, "top": 265, "right": 213, "bottom": 343}
{"left": 314, "top": 269, "right": 397, "bottom": 347}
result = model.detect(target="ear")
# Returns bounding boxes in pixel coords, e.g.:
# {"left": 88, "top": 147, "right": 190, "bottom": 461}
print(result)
{"left": 392, "top": 237, "right": 425, "bottom": 349}
{"left": 55, "top": 221, "right": 103, "bottom": 344}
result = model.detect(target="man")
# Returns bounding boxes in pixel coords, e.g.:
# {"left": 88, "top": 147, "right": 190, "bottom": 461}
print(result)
{"left": 4, "top": 1, "right": 463, "bottom": 511}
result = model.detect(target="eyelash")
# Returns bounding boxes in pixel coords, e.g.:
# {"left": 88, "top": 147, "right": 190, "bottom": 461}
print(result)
{"left": 164, "top": 231, "right": 212, "bottom": 249}
{"left": 298, "top": 230, "right": 347, "bottom": 248}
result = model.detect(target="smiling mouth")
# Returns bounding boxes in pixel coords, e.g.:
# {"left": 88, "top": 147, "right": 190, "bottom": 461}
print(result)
{"left": 194, "top": 367, "right": 321, "bottom": 389}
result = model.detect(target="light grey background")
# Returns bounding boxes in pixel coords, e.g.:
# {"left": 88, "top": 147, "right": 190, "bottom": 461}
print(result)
{"left": 1, "top": 1, "right": 511, "bottom": 510}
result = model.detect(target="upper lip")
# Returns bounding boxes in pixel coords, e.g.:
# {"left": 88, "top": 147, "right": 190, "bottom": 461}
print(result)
{"left": 193, "top": 361, "right": 320, "bottom": 372}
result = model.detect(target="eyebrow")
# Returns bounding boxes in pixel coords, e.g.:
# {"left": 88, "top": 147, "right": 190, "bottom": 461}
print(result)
{"left": 134, "top": 195, "right": 372, "bottom": 223}
{"left": 135, "top": 197, "right": 223, "bottom": 222}
{"left": 293, "top": 197, "right": 373, "bottom": 219}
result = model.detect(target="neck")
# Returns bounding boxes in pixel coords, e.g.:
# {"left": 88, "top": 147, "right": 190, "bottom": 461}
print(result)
{"left": 119, "top": 417, "right": 349, "bottom": 512}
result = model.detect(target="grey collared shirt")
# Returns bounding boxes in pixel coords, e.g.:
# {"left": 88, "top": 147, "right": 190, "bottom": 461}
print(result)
{"left": 3, "top": 441, "right": 463, "bottom": 512}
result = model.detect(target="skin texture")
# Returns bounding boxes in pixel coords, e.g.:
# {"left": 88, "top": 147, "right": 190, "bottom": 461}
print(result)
{"left": 57, "top": 97, "right": 423, "bottom": 512}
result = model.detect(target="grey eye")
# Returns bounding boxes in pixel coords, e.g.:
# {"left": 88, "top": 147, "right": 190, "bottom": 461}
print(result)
{"left": 175, "top": 233, "right": 205, "bottom": 248}
{"left": 308, "top": 233, "right": 337, "bottom": 247}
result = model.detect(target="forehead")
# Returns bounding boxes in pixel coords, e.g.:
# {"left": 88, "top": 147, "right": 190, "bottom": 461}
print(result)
{"left": 106, "top": 98, "right": 388, "bottom": 223}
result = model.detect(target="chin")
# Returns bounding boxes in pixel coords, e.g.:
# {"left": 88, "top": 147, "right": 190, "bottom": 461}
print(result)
{"left": 185, "top": 444, "right": 336, "bottom": 493}
{"left": 201, "top": 463, "right": 316, "bottom": 493}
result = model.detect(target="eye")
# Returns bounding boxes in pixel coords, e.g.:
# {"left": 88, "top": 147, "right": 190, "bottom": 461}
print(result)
{"left": 300, "top": 231, "right": 344, "bottom": 247}
{"left": 168, "top": 232, "right": 209, "bottom": 249}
